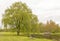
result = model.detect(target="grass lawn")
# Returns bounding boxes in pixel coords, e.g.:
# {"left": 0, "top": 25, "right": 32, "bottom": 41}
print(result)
{"left": 0, "top": 36, "right": 52, "bottom": 41}
{"left": 0, "top": 32, "right": 53, "bottom": 41}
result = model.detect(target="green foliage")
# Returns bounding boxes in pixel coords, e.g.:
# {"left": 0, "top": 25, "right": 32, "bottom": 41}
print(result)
{"left": 2, "top": 2, "right": 38, "bottom": 35}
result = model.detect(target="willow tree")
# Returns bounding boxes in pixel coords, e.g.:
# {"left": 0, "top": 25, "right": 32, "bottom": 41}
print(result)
{"left": 2, "top": 2, "right": 38, "bottom": 35}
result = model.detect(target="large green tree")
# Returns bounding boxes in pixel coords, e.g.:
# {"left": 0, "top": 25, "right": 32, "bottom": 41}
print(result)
{"left": 2, "top": 2, "right": 38, "bottom": 35}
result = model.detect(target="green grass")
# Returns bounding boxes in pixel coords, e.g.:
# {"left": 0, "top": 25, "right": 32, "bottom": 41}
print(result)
{"left": 0, "top": 32, "right": 52, "bottom": 41}
{"left": 0, "top": 36, "right": 52, "bottom": 41}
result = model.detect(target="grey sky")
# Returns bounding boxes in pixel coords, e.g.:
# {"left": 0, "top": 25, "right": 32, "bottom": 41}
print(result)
{"left": 0, "top": 0, "right": 60, "bottom": 27}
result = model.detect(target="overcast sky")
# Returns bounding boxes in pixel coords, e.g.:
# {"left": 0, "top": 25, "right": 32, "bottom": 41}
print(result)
{"left": 0, "top": 0, "right": 60, "bottom": 27}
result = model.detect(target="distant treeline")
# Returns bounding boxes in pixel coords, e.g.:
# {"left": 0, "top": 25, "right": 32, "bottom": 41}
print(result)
{"left": 1, "top": 20, "right": 60, "bottom": 33}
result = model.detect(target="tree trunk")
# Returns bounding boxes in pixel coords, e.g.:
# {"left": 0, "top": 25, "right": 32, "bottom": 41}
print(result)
{"left": 17, "top": 25, "right": 20, "bottom": 35}
{"left": 16, "top": 20, "right": 20, "bottom": 36}
{"left": 17, "top": 27, "right": 20, "bottom": 35}
{"left": 17, "top": 30, "right": 20, "bottom": 35}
